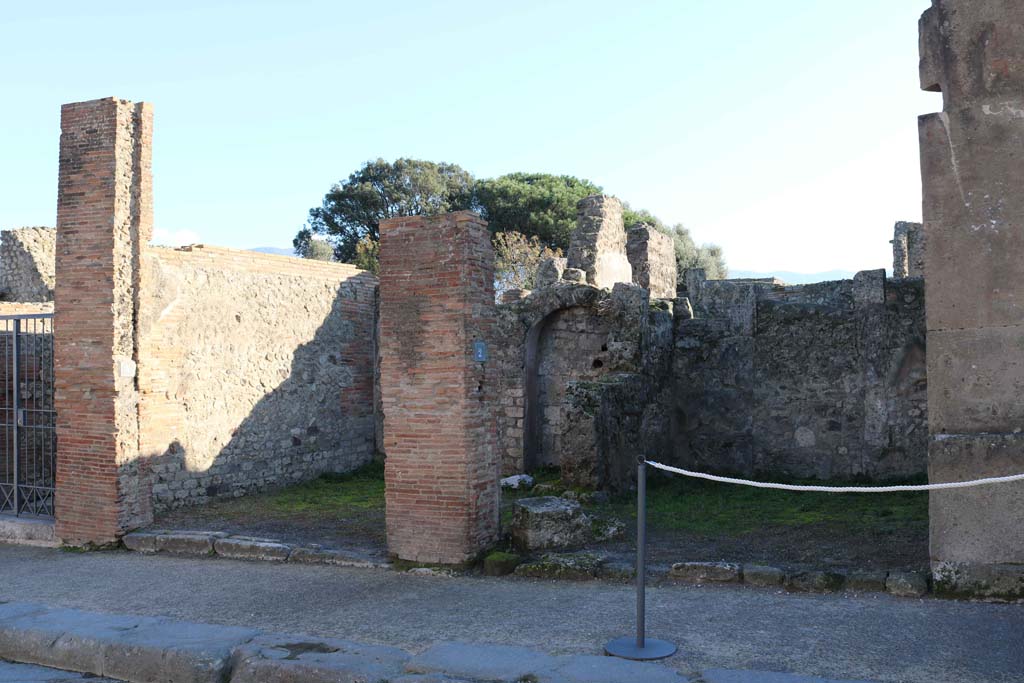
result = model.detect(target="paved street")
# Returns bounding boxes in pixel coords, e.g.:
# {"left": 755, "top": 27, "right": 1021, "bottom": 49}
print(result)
{"left": 0, "top": 545, "right": 1020, "bottom": 683}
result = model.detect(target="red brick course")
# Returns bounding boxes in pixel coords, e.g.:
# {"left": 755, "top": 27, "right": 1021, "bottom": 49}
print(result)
{"left": 378, "top": 212, "right": 500, "bottom": 564}
{"left": 54, "top": 98, "right": 152, "bottom": 545}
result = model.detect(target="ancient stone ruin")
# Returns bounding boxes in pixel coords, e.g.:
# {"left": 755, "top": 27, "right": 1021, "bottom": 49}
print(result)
{"left": 0, "top": 0, "right": 1019, "bottom": 593}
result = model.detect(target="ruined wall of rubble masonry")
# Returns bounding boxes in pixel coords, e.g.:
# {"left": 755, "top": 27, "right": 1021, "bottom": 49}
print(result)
{"left": 54, "top": 98, "right": 152, "bottom": 545}
{"left": 918, "top": 0, "right": 1024, "bottom": 596}
{"left": 892, "top": 221, "right": 924, "bottom": 279}
{"left": 626, "top": 224, "right": 677, "bottom": 299}
{"left": 379, "top": 211, "right": 500, "bottom": 565}
{"left": 675, "top": 270, "right": 927, "bottom": 481}
{"left": 493, "top": 281, "right": 672, "bottom": 490}
{"left": 567, "top": 195, "right": 632, "bottom": 290}
{"left": 0, "top": 228, "right": 55, "bottom": 302}
{"left": 533, "top": 306, "right": 615, "bottom": 469}
{"left": 137, "top": 245, "right": 377, "bottom": 512}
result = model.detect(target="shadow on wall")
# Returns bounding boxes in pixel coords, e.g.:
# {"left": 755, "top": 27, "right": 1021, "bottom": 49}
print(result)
{"left": 135, "top": 250, "right": 378, "bottom": 514}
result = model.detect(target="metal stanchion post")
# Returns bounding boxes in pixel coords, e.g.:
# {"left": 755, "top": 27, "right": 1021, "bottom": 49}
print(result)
{"left": 605, "top": 457, "right": 677, "bottom": 661}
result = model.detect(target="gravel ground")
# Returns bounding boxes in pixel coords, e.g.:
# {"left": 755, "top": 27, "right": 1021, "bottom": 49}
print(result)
{"left": 0, "top": 544, "right": 1020, "bottom": 683}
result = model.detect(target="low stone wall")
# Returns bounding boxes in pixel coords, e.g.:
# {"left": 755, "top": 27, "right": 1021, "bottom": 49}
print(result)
{"left": 675, "top": 270, "right": 927, "bottom": 480}
{"left": 137, "top": 245, "right": 377, "bottom": 511}
{"left": 0, "top": 228, "right": 55, "bottom": 302}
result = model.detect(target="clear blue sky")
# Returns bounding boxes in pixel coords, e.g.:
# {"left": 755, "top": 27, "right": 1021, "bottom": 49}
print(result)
{"left": 0, "top": 1, "right": 938, "bottom": 273}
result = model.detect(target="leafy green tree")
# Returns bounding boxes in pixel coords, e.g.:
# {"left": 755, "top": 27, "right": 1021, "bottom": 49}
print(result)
{"left": 302, "top": 238, "right": 334, "bottom": 262}
{"left": 661, "top": 223, "right": 728, "bottom": 280}
{"left": 622, "top": 205, "right": 665, "bottom": 232}
{"left": 352, "top": 235, "right": 380, "bottom": 275}
{"left": 296, "top": 158, "right": 475, "bottom": 264}
{"left": 474, "top": 173, "right": 602, "bottom": 250}
{"left": 492, "top": 231, "right": 562, "bottom": 299}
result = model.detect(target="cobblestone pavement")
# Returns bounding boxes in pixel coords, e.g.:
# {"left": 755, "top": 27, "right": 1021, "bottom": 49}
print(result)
{"left": 0, "top": 545, "right": 1020, "bottom": 683}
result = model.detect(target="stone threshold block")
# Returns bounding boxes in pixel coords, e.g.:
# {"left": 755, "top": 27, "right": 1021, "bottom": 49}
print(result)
{"left": 0, "top": 514, "right": 57, "bottom": 547}
{"left": 121, "top": 530, "right": 389, "bottom": 568}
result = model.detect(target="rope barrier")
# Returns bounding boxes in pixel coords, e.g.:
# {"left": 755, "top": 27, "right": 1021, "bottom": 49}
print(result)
{"left": 605, "top": 457, "right": 1024, "bottom": 662}
{"left": 644, "top": 460, "right": 1024, "bottom": 492}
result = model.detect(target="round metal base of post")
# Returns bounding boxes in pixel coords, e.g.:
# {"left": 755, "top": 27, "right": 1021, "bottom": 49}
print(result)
{"left": 604, "top": 637, "right": 677, "bottom": 661}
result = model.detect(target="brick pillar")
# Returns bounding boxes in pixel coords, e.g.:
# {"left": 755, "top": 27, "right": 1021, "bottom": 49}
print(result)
{"left": 378, "top": 211, "right": 500, "bottom": 564}
{"left": 918, "top": 1, "right": 1024, "bottom": 597}
{"left": 54, "top": 98, "right": 152, "bottom": 545}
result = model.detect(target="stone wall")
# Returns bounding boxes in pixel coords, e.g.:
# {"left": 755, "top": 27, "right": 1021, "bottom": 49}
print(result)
{"left": 626, "top": 224, "right": 677, "bottom": 299}
{"left": 0, "top": 228, "right": 55, "bottom": 302}
{"left": 494, "top": 281, "right": 672, "bottom": 491}
{"left": 675, "top": 270, "right": 927, "bottom": 480}
{"left": 533, "top": 306, "right": 615, "bottom": 468}
{"left": 891, "top": 221, "right": 924, "bottom": 279}
{"left": 137, "top": 245, "right": 377, "bottom": 512}
{"left": 51, "top": 97, "right": 379, "bottom": 545}
{"left": 918, "top": 0, "right": 1024, "bottom": 597}
{"left": 567, "top": 196, "right": 632, "bottom": 290}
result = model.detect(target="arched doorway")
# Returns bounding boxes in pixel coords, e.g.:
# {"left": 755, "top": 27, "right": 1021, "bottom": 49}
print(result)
{"left": 523, "top": 306, "right": 615, "bottom": 472}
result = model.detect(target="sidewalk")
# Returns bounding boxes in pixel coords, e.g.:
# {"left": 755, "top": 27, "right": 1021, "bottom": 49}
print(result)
{"left": 0, "top": 545, "right": 1020, "bottom": 682}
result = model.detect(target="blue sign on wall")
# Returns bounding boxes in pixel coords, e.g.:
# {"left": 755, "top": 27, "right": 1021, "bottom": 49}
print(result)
{"left": 473, "top": 340, "right": 488, "bottom": 362}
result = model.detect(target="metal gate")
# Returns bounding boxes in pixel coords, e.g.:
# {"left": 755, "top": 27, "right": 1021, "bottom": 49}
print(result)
{"left": 0, "top": 314, "right": 56, "bottom": 517}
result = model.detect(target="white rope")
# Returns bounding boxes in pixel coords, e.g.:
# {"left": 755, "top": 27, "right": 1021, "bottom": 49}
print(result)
{"left": 644, "top": 460, "right": 1024, "bottom": 492}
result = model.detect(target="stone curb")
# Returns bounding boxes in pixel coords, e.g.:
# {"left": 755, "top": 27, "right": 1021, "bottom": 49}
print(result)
{"left": 122, "top": 531, "right": 390, "bottom": 569}
{"left": 120, "top": 532, "right": 931, "bottom": 598}
{"left": 664, "top": 561, "right": 931, "bottom": 598}
{"left": 0, "top": 601, "right": 692, "bottom": 683}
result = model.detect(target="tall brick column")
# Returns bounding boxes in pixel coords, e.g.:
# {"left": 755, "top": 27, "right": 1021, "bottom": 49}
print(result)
{"left": 54, "top": 98, "right": 152, "bottom": 545}
{"left": 918, "top": 1, "right": 1024, "bottom": 597}
{"left": 378, "top": 211, "right": 500, "bottom": 564}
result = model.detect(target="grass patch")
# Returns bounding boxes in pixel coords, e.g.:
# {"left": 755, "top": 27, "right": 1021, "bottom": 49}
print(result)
{"left": 594, "top": 471, "right": 928, "bottom": 536}
{"left": 262, "top": 460, "right": 385, "bottom": 515}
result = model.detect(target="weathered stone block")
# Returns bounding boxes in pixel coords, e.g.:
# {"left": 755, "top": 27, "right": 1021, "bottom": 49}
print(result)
{"left": 626, "top": 224, "right": 676, "bottom": 299}
{"left": 568, "top": 195, "right": 631, "bottom": 290}
{"left": 513, "top": 552, "right": 604, "bottom": 580}
{"left": 932, "top": 561, "right": 1024, "bottom": 601}
{"left": 926, "top": 327, "right": 1024, "bottom": 434}
{"left": 561, "top": 268, "right": 585, "bottom": 283}
{"left": 535, "top": 257, "right": 567, "bottom": 289}
{"left": 670, "top": 562, "right": 741, "bottom": 583}
{"left": 742, "top": 565, "right": 785, "bottom": 587}
{"left": 928, "top": 433, "right": 1024, "bottom": 566}
{"left": 786, "top": 571, "right": 845, "bottom": 592}
{"left": 885, "top": 571, "right": 929, "bottom": 598}
{"left": 155, "top": 532, "right": 217, "bottom": 556}
{"left": 845, "top": 571, "right": 888, "bottom": 593}
{"left": 287, "top": 547, "right": 384, "bottom": 568}
{"left": 122, "top": 532, "right": 159, "bottom": 554}
{"left": 511, "top": 497, "right": 592, "bottom": 551}
{"left": 213, "top": 537, "right": 291, "bottom": 562}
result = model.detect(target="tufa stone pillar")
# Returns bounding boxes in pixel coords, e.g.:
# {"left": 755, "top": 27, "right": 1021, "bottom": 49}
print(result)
{"left": 626, "top": 223, "right": 677, "bottom": 298}
{"left": 54, "top": 97, "right": 152, "bottom": 545}
{"left": 918, "top": 0, "right": 1024, "bottom": 597}
{"left": 568, "top": 195, "right": 632, "bottom": 290}
{"left": 378, "top": 211, "right": 500, "bottom": 564}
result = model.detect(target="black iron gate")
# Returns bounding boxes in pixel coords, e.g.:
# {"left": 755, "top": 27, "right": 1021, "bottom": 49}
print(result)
{"left": 0, "top": 314, "right": 56, "bottom": 517}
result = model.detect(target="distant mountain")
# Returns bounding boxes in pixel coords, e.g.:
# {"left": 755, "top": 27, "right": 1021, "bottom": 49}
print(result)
{"left": 249, "top": 246, "right": 296, "bottom": 257}
{"left": 728, "top": 269, "right": 857, "bottom": 284}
